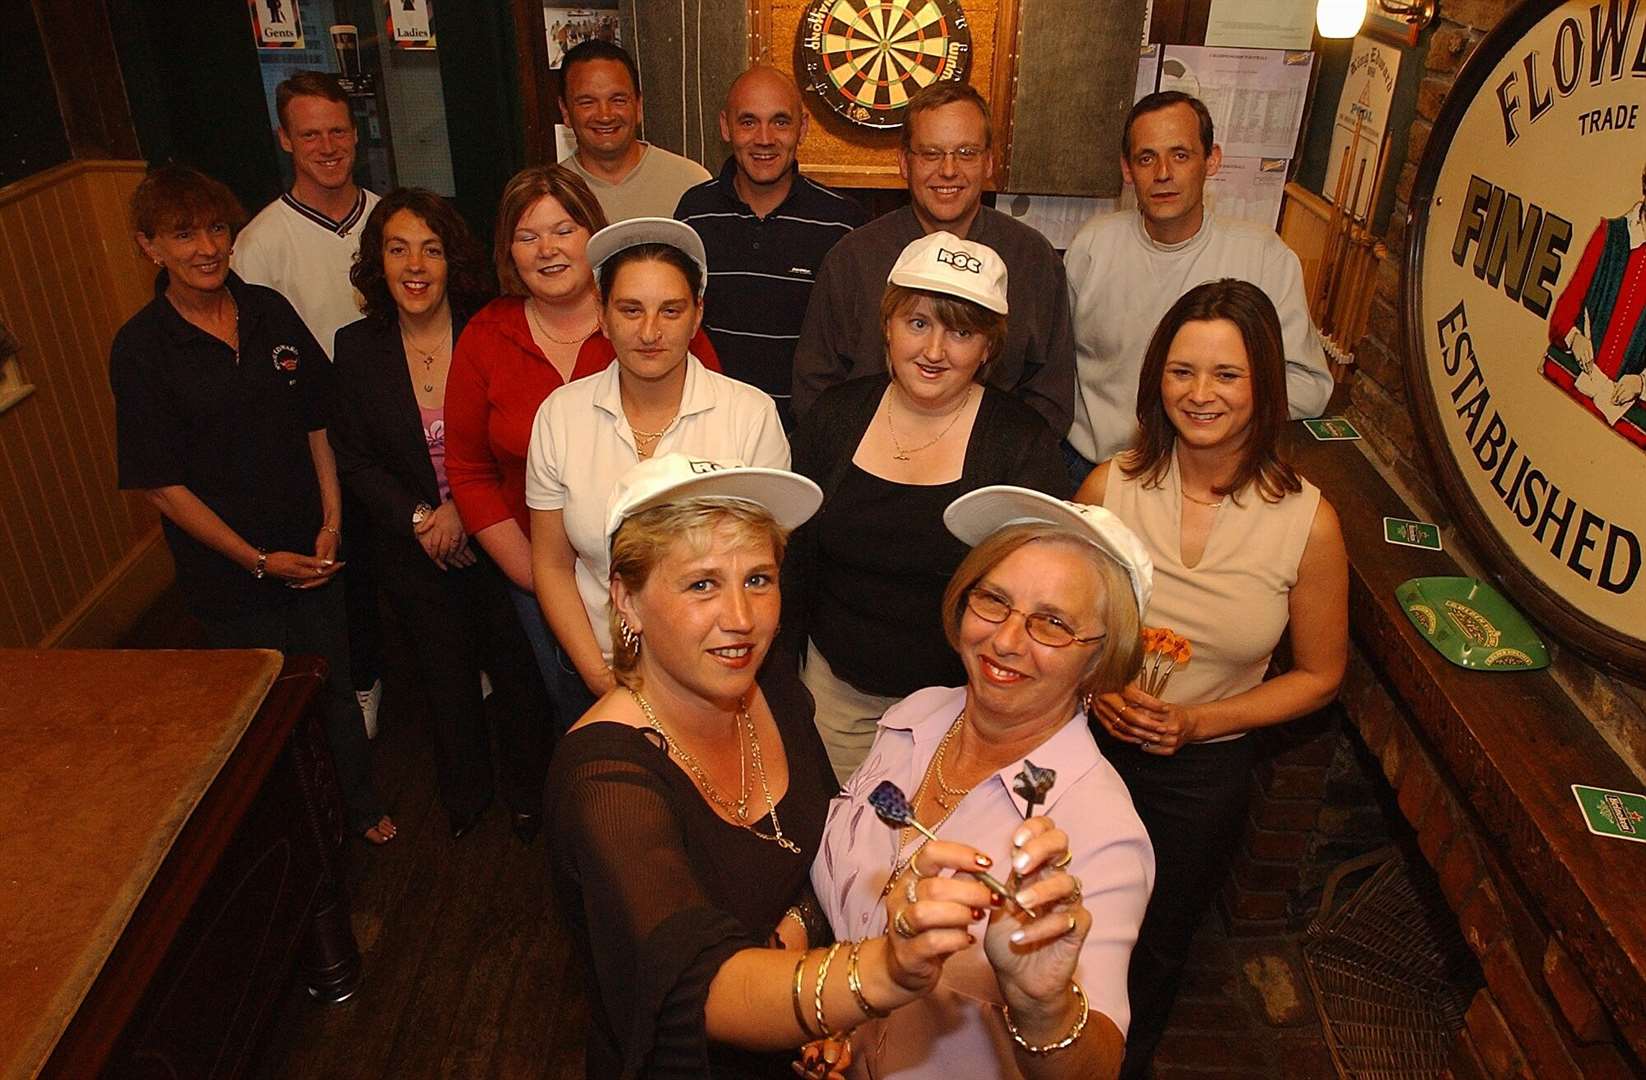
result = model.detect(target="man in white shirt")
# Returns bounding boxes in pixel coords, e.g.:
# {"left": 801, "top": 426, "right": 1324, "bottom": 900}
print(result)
{"left": 557, "top": 40, "right": 710, "bottom": 223}
{"left": 232, "top": 71, "right": 379, "bottom": 360}
{"left": 1064, "top": 91, "right": 1334, "bottom": 476}
{"left": 232, "top": 70, "right": 384, "bottom": 729}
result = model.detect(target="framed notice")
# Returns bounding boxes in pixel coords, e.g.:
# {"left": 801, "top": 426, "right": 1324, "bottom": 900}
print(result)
{"left": 248, "top": 0, "right": 304, "bottom": 48}
{"left": 1405, "top": 0, "right": 1646, "bottom": 676}
{"left": 1326, "top": 37, "right": 1400, "bottom": 219}
{"left": 388, "top": 0, "right": 434, "bottom": 49}
{"left": 1159, "top": 45, "right": 1313, "bottom": 160}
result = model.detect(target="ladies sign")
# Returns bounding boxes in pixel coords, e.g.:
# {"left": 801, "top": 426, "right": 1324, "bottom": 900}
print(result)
{"left": 1406, "top": 0, "right": 1646, "bottom": 675}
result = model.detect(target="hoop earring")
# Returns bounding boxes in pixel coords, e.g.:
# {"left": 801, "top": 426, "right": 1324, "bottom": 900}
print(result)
{"left": 619, "top": 617, "right": 641, "bottom": 654}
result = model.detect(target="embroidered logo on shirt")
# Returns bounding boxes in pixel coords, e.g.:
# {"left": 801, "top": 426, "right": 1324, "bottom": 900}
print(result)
{"left": 788, "top": 266, "right": 815, "bottom": 277}
{"left": 272, "top": 345, "right": 301, "bottom": 383}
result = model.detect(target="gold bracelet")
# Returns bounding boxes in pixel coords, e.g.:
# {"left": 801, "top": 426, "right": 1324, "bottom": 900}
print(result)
{"left": 792, "top": 951, "right": 816, "bottom": 1039}
{"left": 320, "top": 524, "right": 340, "bottom": 536}
{"left": 781, "top": 906, "right": 807, "bottom": 933}
{"left": 1001, "top": 982, "right": 1089, "bottom": 1055}
{"left": 813, "top": 941, "right": 843, "bottom": 1037}
{"left": 846, "top": 940, "right": 890, "bottom": 1019}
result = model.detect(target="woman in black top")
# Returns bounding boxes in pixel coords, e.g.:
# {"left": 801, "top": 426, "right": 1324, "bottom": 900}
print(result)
{"left": 110, "top": 164, "right": 392, "bottom": 844}
{"left": 547, "top": 454, "right": 989, "bottom": 1079}
{"left": 330, "top": 189, "right": 552, "bottom": 842}
{"left": 784, "top": 232, "right": 1068, "bottom": 784}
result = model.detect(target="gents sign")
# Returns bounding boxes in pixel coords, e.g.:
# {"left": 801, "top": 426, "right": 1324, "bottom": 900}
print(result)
{"left": 1407, "top": 0, "right": 1646, "bottom": 675}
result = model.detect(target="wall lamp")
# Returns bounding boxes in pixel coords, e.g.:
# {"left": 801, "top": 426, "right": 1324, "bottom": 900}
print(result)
{"left": 1316, "top": 0, "right": 1439, "bottom": 38}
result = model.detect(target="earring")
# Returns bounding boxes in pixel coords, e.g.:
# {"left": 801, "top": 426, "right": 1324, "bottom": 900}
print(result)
{"left": 619, "top": 617, "right": 641, "bottom": 653}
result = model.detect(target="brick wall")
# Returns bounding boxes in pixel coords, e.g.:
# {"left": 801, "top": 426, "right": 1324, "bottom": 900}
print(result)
{"left": 1339, "top": 2, "right": 1646, "bottom": 775}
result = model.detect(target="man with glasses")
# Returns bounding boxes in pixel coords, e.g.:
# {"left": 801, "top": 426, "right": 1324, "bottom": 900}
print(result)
{"left": 791, "top": 82, "right": 1075, "bottom": 435}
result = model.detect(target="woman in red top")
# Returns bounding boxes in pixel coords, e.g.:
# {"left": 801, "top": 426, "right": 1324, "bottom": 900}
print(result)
{"left": 447, "top": 164, "right": 719, "bottom": 728}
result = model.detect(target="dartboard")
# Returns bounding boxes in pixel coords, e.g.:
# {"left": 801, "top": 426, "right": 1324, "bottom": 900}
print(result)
{"left": 799, "top": 0, "right": 972, "bottom": 129}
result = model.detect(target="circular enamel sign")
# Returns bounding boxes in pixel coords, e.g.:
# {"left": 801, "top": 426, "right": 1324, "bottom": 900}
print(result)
{"left": 1406, "top": 0, "right": 1646, "bottom": 674}
{"left": 799, "top": 0, "right": 973, "bottom": 129}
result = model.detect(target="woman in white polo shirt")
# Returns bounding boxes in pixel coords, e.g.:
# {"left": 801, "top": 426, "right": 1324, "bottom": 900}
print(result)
{"left": 525, "top": 218, "right": 789, "bottom": 723}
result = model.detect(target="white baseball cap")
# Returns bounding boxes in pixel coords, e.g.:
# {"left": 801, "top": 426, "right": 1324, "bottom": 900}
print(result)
{"left": 887, "top": 231, "right": 1009, "bottom": 315}
{"left": 586, "top": 217, "right": 710, "bottom": 296}
{"left": 943, "top": 486, "right": 1154, "bottom": 616}
{"left": 605, "top": 453, "right": 823, "bottom": 549}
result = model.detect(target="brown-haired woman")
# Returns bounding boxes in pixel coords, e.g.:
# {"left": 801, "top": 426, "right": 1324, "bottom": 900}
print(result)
{"left": 1073, "top": 277, "right": 1348, "bottom": 1078}
{"left": 110, "top": 163, "right": 394, "bottom": 844}
{"left": 444, "top": 165, "right": 719, "bottom": 729}
{"left": 784, "top": 231, "right": 1068, "bottom": 784}
{"left": 329, "top": 188, "right": 551, "bottom": 841}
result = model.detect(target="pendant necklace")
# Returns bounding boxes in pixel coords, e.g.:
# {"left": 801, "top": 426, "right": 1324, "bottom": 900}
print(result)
{"left": 1182, "top": 489, "right": 1226, "bottom": 509}
{"left": 631, "top": 687, "right": 801, "bottom": 854}
{"left": 879, "top": 711, "right": 971, "bottom": 899}
{"left": 401, "top": 320, "right": 451, "bottom": 393}
{"left": 885, "top": 384, "right": 972, "bottom": 461}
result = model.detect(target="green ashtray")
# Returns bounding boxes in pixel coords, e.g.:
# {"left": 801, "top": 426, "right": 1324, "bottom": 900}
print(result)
{"left": 1394, "top": 576, "right": 1549, "bottom": 671}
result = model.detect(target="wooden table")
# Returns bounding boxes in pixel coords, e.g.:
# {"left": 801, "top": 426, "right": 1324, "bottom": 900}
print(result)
{"left": 0, "top": 649, "right": 359, "bottom": 1079}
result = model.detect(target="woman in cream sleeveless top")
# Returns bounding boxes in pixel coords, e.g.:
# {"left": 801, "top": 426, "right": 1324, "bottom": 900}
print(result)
{"left": 1074, "top": 279, "right": 1348, "bottom": 1079}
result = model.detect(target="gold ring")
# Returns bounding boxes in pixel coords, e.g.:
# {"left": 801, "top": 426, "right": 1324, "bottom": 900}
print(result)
{"left": 1052, "top": 851, "right": 1073, "bottom": 869}
{"left": 905, "top": 876, "right": 919, "bottom": 904}
{"left": 1066, "top": 913, "right": 1078, "bottom": 935}
{"left": 909, "top": 855, "right": 933, "bottom": 880}
{"left": 894, "top": 909, "right": 917, "bottom": 939}
{"left": 1068, "top": 876, "right": 1083, "bottom": 905}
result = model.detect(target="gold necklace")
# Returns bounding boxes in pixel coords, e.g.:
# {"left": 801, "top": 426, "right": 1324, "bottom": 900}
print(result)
{"left": 879, "top": 712, "right": 971, "bottom": 899}
{"left": 631, "top": 688, "right": 801, "bottom": 854}
{"left": 932, "top": 708, "right": 971, "bottom": 808}
{"left": 525, "top": 298, "right": 597, "bottom": 345}
{"left": 884, "top": 384, "right": 972, "bottom": 461}
{"left": 400, "top": 319, "right": 452, "bottom": 392}
{"left": 626, "top": 411, "right": 676, "bottom": 460}
{"left": 1182, "top": 489, "right": 1226, "bottom": 509}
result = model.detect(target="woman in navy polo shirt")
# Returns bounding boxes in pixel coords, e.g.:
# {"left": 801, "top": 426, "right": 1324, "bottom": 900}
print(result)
{"left": 110, "top": 164, "right": 394, "bottom": 845}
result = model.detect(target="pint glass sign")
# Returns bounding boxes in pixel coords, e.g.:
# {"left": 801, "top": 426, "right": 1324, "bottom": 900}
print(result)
{"left": 1407, "top": 0, "right": 1646, "bottom": 672}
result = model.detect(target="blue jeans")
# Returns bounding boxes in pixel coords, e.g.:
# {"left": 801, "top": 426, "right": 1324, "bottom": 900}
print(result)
{"left": 506, "top": 584, "right": 598, "bottom": 732}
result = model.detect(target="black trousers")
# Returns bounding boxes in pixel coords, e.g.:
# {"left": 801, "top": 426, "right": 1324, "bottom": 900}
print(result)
{"left": 201, "top": 579, "right": 383, "bottom": 834}
{"left": 383, "top": 559, "right": 551, "bottom": 820}
{"left": 1101, "top": 732, "right": 1258, "bottom": 1079}
{"left": 342, "top": 490, "right": 382, "bottom": 693}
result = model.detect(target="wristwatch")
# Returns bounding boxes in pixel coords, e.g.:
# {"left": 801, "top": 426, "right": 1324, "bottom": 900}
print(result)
{"left": 252, "top": 548, "right": 269, "bottom": 579}
{"left": 411, "top": 502, "right": 434, "bottom": 529}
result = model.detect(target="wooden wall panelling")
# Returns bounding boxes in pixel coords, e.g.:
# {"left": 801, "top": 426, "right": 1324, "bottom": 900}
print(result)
{"left": 1005, "top": 0, "right": 1146, "bottom": 195}
{"left": 626, "top": 0, "right": 752, "bottom": 172}
{"left": 0, "top": 161, "right": 162, "bottom": 649}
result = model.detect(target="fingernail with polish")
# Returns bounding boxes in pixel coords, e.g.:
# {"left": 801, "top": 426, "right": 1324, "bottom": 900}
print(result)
{"left": 971, "top": 907, "right": 985, "bottom": 921}
{"left": 1013, "top": 851, "right": 1030, "bottom": 871}
{"left": 1015, "top": 892, "right": 1032, "bottom": 908}
{"left": 1009, "top": 929, "right": 1026, "bottom": 944}
{"left": 974, "top": 853, "right": 992, "bottom": 868}
{"left": 1013, "top": 829, "right": 1029, "bottom": 847}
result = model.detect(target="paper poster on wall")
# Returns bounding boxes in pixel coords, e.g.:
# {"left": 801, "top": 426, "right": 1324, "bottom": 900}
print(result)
{"left": 1207, "top": 156, "right": 1289, "bottom": 228}
{"left": 1159, "top": 45, "right": 1313, "bottom": 160}
{"left": 1137, "top": 45, "right": 1161, "bottom": 102}
{"left": 388, "top": 0, "right": 434, "bottom": 49}
{"left": 249, "top": 0, "right": 304, "bottom": 48}
{"left": 1204, "top": 0, "right": 1316, "bottom": 50}
{"left": 553, "top": 124, "right": 578, "bottom": 162}
{"left": 544, "top": 7, "right": 621, "bottom": 68}
{"left": 1326, "top": 36, "right": 1401, "bottom": 219}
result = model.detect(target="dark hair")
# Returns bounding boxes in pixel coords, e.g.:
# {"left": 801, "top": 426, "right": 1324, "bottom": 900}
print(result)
{"left": 1124, "top": 278, "right": 1301, "bottom": 504}
{"left": 131, "top": 163, "right": 246, "bottom": 238}
{"left": 493, "top": 165, "right": 608, "bottom": 296}
{"left": 879, "top": 284, "right": 1007, "bottom": 364}
{"left": 350, "top": 189, "right": 496, "bottom": 320}
{"left": 900, "top": 81, "right": 993, "bottom": 151}
{"left": 597, "top": 243, "right": 703, "bottom": 303}
{"left": 559, "top": 39, "right": 641, "bottom": 98}
{"left": 276, "top": 70, "right": 350, "bottom": 130}
{"left": 1122, "top": 91, "right": 1215, "bottom": 158}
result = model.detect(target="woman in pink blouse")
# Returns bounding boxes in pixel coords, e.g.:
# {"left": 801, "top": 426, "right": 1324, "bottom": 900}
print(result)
{"left": 813, "top": 489, "right": 1158, "bottom": 1078}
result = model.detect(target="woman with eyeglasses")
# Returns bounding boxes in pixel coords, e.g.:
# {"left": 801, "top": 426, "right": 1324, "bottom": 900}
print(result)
{"left": 784, "top": 232, "right": 1068, "bottom": 785}
{"left": 1074, "top": 279, "right": 1348, "bottom": 1078}
{"left": 811, "top": 487, "right": 1157, "bottom": 1078}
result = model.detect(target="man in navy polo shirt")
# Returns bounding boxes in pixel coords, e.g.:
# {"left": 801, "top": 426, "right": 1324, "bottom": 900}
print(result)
{"left": 675, "top": 66, "right": 866, "bottom": 429}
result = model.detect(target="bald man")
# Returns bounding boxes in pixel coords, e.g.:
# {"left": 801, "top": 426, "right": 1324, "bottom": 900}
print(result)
{"left": 675, "top": 66, "right": 866, "bottom": 428}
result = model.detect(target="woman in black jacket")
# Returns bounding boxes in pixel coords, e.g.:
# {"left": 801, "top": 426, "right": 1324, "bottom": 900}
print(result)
{"left": 330, "top": 188, "right": 551, "bottom": 841}
{"left": 784, "top": 232, "right": 1069, "bottom": 784}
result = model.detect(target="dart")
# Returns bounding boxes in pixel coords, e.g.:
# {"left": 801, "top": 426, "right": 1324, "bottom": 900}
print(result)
{"left": 869, "top": 781, "right": 1037, "bottom": 917}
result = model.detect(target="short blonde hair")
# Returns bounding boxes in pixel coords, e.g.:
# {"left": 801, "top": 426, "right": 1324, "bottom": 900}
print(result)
{"left": 940, "top": 524, "right": 1143, "bottom": 702}
{"left": 607, "top": 499, "right": 789, "bottom": 687}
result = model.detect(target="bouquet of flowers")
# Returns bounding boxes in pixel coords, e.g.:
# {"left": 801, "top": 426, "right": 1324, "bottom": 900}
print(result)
{"left": 1138, "top": 626, "right": 1191, "bottom": 697}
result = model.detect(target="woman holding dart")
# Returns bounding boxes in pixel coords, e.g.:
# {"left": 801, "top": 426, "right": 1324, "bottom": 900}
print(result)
{"left": 811, "top": 487, "right": 1158, "bottom": 1078}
